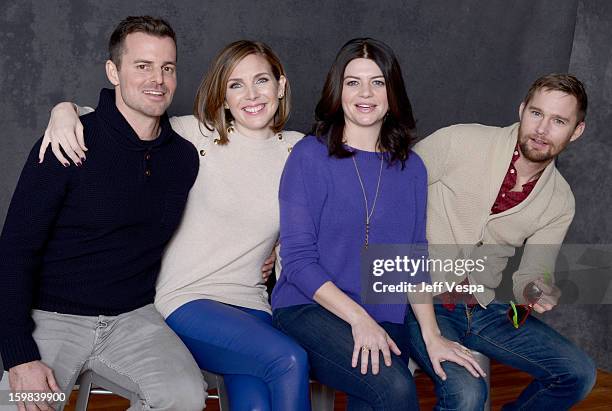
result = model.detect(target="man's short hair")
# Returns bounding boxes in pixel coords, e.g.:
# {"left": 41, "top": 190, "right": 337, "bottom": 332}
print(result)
{"left": 108, "top": 16, "right": 176, "bottom": 68}
{"left": 524, "top": 73, "right": 588, "bottom": 123}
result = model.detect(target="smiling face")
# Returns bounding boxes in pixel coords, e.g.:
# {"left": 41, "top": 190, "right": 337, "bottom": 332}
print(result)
{"left": 341, "top": 58, "right": 389, "bottom": 132}
{"left": 518, "top": 88, "right": 585, "bottom": 163}
{"left": 106, "top": 32, "right": 177, "bottom": 121}
{"left": 224, "top": 53, "right": 286, "bottom": 137}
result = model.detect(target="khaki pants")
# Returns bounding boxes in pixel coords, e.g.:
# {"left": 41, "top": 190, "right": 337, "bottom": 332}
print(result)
{"left": 1, "top": 304, "right": 206, "bottom": 410}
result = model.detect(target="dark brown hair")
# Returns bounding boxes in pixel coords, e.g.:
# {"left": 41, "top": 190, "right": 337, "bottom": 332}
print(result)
{"left": 524, "top": 73, "right": 588, "bottom": 123}
{"left": 193, "top": 40, "right": 291, "bottom": 145}
{"left": 311, "top": 38, "right": 416, "bottom": 168}
{"left": 108, "top": 16, "right": 176, "bottom": 68}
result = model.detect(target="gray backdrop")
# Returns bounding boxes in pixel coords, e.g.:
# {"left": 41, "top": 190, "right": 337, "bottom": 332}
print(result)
{"left": 1, "top": 1, "right": 610, "bottom": 370}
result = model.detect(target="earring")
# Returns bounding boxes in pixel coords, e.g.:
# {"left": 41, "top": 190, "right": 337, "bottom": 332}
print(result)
{"left": 224, "top": 102, "right": 229, "bottom": 109}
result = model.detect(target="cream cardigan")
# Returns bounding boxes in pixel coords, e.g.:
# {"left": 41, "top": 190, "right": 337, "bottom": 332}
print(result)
{"left": 413, "top": 123, "right": 575, "bottom": 306}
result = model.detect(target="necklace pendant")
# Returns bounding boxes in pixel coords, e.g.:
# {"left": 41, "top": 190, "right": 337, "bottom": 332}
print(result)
{"left": 352, "top": 155, "right": 383, "bottom": 252}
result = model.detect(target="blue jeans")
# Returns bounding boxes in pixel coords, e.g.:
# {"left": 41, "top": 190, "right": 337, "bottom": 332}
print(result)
{"left": 404, "top": 303, "right": 596, "bottom": 411}
{"left": 166, "top": 299, "right": 310, "bottom": 411}
{"left": 274, "top": 304, "right": 420, "bottom": 411}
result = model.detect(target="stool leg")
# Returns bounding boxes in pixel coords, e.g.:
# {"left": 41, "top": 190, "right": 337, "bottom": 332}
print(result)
{"left": 202, "top": 370, "right": 230, "bottom": 411}
{"left": 483, "top": 362, "right": 491, "bottom": 411}
{"left": 215, "top": 374, "right": 230, "bottom": 411}
{"left": 74, "top": 371, "right": 93, "bottom": 411}
{"left": 408, "top": 357, "right": 419, "bottom": 375}
{"left": 310, "top": 381, "right": 334, "bottom": 411}
{"left": 472, "top": 352, "right": 491, "bottom": 411}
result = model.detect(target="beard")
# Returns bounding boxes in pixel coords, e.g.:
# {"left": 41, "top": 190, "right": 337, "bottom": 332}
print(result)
{"left": 517, "top": 125, "right": 569, "bottom": 163}
{"left": 518, "top": 134, "right": 554, "bottom": 163}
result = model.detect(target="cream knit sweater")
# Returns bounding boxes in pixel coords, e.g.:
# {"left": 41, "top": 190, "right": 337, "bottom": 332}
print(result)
{"left": 154, "top": 115, "right": 302, "bottom": 317}
{"left": 413, "top": 123, "right": 575, "bottom": 306}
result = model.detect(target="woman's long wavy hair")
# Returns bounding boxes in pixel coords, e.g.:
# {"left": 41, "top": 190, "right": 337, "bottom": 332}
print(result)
{"left": 311, "top": 38, "right": 416, "bottom": 168}
{"left": 193, "top": 40, "right": 291, "bottom": 144}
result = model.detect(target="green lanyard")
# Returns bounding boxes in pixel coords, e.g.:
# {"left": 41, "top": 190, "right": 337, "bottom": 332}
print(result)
{"left": 510, "top": 301, "right": 519, "bottom": 329}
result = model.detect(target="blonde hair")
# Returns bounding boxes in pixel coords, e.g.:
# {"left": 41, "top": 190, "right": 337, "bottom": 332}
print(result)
{"left": 193, "top": 40, "right": 291, "bottom": 144}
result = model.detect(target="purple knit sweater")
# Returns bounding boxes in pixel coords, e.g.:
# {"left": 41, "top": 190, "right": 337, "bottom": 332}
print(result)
{"left": 271, "top": 135, "right": 428, "bottom": 324}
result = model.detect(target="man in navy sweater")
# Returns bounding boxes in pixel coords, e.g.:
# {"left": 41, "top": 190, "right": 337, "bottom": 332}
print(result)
{"left": 0, "top": 16, "right": 205, "bottom": 410}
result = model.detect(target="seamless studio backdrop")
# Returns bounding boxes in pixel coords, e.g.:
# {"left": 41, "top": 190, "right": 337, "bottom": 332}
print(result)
{"left": 1, "top": 1, "right": 610, "bottom": 370}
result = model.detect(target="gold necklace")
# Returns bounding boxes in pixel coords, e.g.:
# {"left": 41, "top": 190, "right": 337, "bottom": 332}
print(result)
{"left": 352, "top": 154, "right": 384, "bottom": 248}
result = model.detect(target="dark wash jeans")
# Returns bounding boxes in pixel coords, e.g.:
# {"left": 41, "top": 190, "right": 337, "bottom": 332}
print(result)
{"left": 273, "top": 304, "right": 420, "bottom": 411}
{"left": 404, "top": 303, "right": 597, "bottom": 411}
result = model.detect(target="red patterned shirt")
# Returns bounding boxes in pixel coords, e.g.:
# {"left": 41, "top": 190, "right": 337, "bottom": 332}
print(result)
{"left": 490, "top": 145, "right": 538, "bottom": 214}
{"left": 440, "top": 144, "right": 539, "bottom": 310}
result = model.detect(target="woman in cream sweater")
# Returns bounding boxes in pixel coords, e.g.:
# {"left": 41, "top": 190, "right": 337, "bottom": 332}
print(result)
{"left": 40, "top": 40, "right": 310, "bottom": 411}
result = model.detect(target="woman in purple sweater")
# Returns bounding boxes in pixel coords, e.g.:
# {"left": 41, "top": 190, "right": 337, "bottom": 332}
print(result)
{"left": 271, "top": 38, "right": 485, "bottom": 410}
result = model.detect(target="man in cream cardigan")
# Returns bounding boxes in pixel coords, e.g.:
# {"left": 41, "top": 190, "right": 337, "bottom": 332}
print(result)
{"left": 409, "top": 74, "right": 596, "bottom": 411}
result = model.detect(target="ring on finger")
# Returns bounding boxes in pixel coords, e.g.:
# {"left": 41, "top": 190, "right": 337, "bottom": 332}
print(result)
{"left": 361, "top": 345, "right": 371, "bottom": 353}
{"left": 460, "top": 346, "right": 471, "bottom": 354}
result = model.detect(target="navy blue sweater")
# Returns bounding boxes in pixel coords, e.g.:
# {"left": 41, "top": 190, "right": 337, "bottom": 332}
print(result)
{"left": 0, "top": 89, "right": 199, "bottom": 370}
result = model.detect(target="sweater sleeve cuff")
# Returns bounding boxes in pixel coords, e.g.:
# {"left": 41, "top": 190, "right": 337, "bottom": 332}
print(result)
{"left": 289, "top": 262, "right": 333, "bottom": 299}
{"left": 0, "top": 335, "right": 41, "bottom": 371}
{"left": 513, "top": 278, "right": 536, "bottom": 305}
